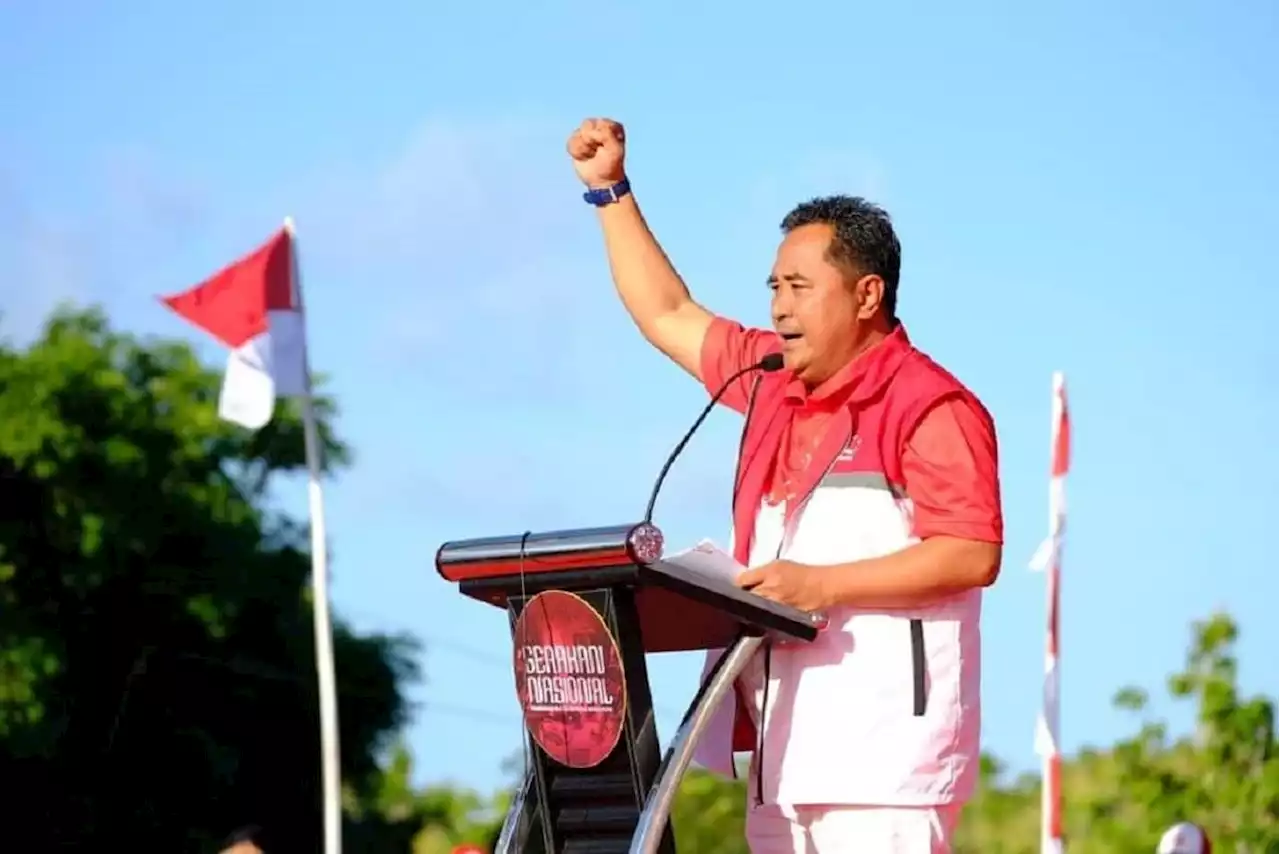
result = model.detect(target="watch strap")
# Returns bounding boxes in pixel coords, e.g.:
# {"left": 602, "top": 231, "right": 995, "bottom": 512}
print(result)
{"left": 583, "top": 178, "right": 631, "bottom": 207}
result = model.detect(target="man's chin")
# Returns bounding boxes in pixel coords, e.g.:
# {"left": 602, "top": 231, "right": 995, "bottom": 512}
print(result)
{"left": 782, "top": 352, "right": 809, "bottom": 376}
{"left": 791, "top": 359, "right": 838, "bottom": 389}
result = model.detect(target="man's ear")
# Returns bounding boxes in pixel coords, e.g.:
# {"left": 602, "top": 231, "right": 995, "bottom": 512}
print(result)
{"left": 853, "top": 274, "right": 884, "bottom": 320}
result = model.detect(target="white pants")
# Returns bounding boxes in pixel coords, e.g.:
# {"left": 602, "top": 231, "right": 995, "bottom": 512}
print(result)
{"left": 745, "top": 803, "right": 959, "bottom": 853}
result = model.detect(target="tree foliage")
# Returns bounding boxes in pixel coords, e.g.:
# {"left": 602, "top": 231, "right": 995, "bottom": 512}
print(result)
{"left": 956, "top": 611, "right": 1277, "bottom": 853}
{"left": 0, "top": 307, "right": 417, "bottom": 850}
{"left": 671, "top": 766, "right": 749, "bottom": 854}
{"left": 398, "top": 604, "right": 1275, "bottom": 853}
{"left": 653, "top": 612, "right": 1279, "bottom": 853}
{"left": 409, "top": 612, "right": 1277, "bottom": 853}
{"left": 347, "top": 743, "right": 509, "bottom": 854}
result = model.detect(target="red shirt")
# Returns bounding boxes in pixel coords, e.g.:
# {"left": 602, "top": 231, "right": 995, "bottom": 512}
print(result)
{"left": 701, "top": 317, "right": 1003, "bottom": 544}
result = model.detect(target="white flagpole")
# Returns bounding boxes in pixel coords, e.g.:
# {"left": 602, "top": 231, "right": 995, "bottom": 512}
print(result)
{"left": 1032, "top": 371, "right": 1068, "bottom": 854}
{"left": 284, "top": 216, "right": 343, "bottom": 854}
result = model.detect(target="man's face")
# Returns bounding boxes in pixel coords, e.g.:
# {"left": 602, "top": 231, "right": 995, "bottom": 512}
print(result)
{"left": 769, "top": 223, "right": 879, "bottom": 386}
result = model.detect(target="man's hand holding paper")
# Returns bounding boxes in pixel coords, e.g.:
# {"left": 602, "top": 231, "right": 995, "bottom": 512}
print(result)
{"left": 734, "top": 560, "right": 830, "bottom": 613}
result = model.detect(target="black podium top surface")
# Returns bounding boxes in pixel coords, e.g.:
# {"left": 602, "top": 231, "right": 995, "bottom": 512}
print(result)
{"left": 457, "top": 558, "right": 820, "bottom": 652}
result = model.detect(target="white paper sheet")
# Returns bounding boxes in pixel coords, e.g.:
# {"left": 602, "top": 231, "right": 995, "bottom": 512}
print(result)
{"left": 663, "top": 539, "right": 747, "bottom": 585}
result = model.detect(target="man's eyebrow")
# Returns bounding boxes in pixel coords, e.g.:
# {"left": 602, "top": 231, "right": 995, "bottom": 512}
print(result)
{"left": 766, "top": 272, "right": 809, "bottom": 285}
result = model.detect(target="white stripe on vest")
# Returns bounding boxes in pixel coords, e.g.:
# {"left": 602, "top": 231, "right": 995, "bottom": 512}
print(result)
{"left": 693, "top": 448, "right": 982, "bottom": 808}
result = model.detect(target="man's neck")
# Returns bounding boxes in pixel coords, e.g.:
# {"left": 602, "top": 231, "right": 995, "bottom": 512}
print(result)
{"left": 847, "top": 325, "right": 891, "bottom": 362}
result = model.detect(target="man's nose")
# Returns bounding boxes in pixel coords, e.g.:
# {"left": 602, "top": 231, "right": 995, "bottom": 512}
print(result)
{"left": 771, "top": 288, "right": 792, "bottom": 324}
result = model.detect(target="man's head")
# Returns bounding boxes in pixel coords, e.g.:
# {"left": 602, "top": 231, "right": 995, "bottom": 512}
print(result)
{"left": 771, "top": 195, "right": 901, "bottom": 387}
{"left": 1157, "top": 822, "right": 1212, "bottom": 854}
{"left": 219, "top": 825, "right": 265, "bottom": 854}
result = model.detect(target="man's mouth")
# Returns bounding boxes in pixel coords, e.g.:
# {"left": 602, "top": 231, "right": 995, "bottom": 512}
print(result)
{"left": 779, "top": 332, "right": 802, "bottom": 346}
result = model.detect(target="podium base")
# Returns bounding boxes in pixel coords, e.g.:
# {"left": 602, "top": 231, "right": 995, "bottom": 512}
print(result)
{"left": 495, "top": 634, "right": 763, "bottom": 854}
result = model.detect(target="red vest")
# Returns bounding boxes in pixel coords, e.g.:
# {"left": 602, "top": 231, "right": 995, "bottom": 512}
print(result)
{"left": 728, "top": 325, "right": 983, "bottom": 751}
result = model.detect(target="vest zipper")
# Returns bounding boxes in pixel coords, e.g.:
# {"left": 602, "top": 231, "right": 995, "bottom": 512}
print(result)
{"left": 750, "top": 416, "right": 930, "bottom": 805}
{"left": 780, "top": 420, "right": 854, "bottom": 552}
{"left": 754, "top": 420, "right": 852, "bottom": 806}
{"left": 726, "top": 376, "right": 771, "bottom": 784}
{"left": 783, "top": 418, "right": 928, "bottom": 718}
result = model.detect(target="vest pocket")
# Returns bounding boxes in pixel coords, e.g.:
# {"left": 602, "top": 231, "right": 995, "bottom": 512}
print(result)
{"left": 910, "top": 618, "right": 927, "bottom": 716}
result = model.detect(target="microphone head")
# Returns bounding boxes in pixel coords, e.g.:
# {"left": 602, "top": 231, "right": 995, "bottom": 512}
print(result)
{"left": 758, "top": 353, "right": 785, "bottom": 372}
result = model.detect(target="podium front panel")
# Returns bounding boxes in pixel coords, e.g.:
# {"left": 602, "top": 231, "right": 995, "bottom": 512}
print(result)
{"left": 507, "top": 586, "right": 675, "bottom": 854}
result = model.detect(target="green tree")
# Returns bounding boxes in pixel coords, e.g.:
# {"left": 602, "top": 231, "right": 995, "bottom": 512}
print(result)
{"left": 595, "top": 612, "right": 1275, "bottom": 854}
{"left": 1075, "top": 611, "right": 1276, "bottom": 852}
{"left": 324, "top": 610, "right": 1274, "bottom": 853}
{"left": 671, "top": 768, "right": 749, "bottom": 854}
{"left": 949, "top": 754, "right": 1041, "bottom": 854}
{"left": 0, "top": 307, "right": 417, "bottom": 850}
{"left": 956, "top": 611, "right": 1278, "bottom": 853}
{"left": 346, "top": 743, "right": 509, "bottom": 854}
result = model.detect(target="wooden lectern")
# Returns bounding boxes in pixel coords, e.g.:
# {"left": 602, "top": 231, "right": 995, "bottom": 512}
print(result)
{"left": 436, "top": 522, "right": 821, "bottom": 854}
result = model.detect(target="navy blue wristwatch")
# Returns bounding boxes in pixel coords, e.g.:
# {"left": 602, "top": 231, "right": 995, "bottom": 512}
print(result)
{"left": 583, "top": 178, "right": 631, "bottom": 207}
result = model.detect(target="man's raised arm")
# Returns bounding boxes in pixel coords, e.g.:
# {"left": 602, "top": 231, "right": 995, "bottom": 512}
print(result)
{"left": 568, "top": 118, "right": 713, "bottom": 380}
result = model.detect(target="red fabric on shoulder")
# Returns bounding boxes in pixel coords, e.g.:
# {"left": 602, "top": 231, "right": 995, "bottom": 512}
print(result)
{"left": 699, "top": 316, "right": 780, "bottom": 413}
{"left": 902, "top": 396, "right": 1003, "bottom": 543}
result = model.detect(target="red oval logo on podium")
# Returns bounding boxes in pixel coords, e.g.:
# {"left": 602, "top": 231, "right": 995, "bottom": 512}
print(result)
{"left": 512, "top": 590, "right": 627, "bottom": 769}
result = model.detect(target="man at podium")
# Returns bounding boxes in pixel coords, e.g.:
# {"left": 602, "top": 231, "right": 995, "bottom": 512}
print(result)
{"left": 568, "top": 118, "right": 1004, "bottom": 853}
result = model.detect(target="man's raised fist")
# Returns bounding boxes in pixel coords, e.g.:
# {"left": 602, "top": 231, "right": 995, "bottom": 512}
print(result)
{"left": 567, "top": 118, "right": 626, "bottom": 189}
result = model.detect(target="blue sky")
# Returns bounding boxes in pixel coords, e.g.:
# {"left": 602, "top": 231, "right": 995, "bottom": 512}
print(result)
{"left": 2, "top": 0, "right": 1275, "bottom": 795}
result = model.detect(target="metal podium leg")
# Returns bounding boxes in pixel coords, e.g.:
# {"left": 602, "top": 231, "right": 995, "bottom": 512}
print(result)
{"left": 494, "top": 772, "right": 536, "bottom": 854}
{"left": 630, "top": 634, "right": 764, "bottom": 854}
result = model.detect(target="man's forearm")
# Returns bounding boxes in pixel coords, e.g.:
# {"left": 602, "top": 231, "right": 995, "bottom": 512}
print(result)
{"left": 819, "top": 537, "right": 1002, "bottom": 610}
{"left": 597, "top": 195, "right": 689, "bottom": 318}
{"left": 596, "top": 195, "right": 712, "bottom": 375}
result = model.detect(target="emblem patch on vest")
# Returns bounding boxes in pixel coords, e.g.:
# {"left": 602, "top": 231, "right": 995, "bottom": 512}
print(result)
{"left": 836, "top": 435, "right": 862, "bottom": 464}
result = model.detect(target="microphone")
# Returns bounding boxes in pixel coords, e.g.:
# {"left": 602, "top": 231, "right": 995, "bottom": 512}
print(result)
{"left": 642, "top": 353, "right": 785, "bottom": 524}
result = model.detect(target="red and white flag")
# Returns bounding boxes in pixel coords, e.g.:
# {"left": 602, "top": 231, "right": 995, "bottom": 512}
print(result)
{"left": 160, "top": 221, "right": 344, "bottom": 854}
{"left": 160, "top": 224, "right": 308, "bottom": 429}
{"left": 1031, "top": 371, "right": 1069, "bottom": 854}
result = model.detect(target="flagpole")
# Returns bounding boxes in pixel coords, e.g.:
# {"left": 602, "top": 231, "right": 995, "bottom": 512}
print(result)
{"left": 1041, "top": 564, "right": 1060, "bottom": 854}
{"left": 1038, "top": 371, "right": 1068, "bottom": 854}
{"left": 284, "top": 216, "right": 344, "bottom": 854}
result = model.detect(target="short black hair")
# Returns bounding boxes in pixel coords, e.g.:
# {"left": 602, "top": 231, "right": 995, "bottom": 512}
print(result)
{"left": 780, "top": 195, "right": 902, "bottom": 320}
{"left": 220, "top": 825, "right": 265, "bottom": 851}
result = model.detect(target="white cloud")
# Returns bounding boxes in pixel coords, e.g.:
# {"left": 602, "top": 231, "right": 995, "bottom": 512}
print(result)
{"left": 0, "top": 114, "right": 887, "bottom": 533}
{"left": 296, "top": 116, "right": 580, "bottom": 276}
{"left": 274, "top": 116, "right": 624, "bottom": 406}
{"left": 280, "top": 115, "right": 889, "bottom": 531}
{"left": 0, "top": 154, "right": 213, "bottom": 342}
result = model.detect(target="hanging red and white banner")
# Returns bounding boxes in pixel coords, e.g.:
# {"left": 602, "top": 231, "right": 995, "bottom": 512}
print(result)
{"left": 1031, "top": 371, "right": 1069, "bottom": 854}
